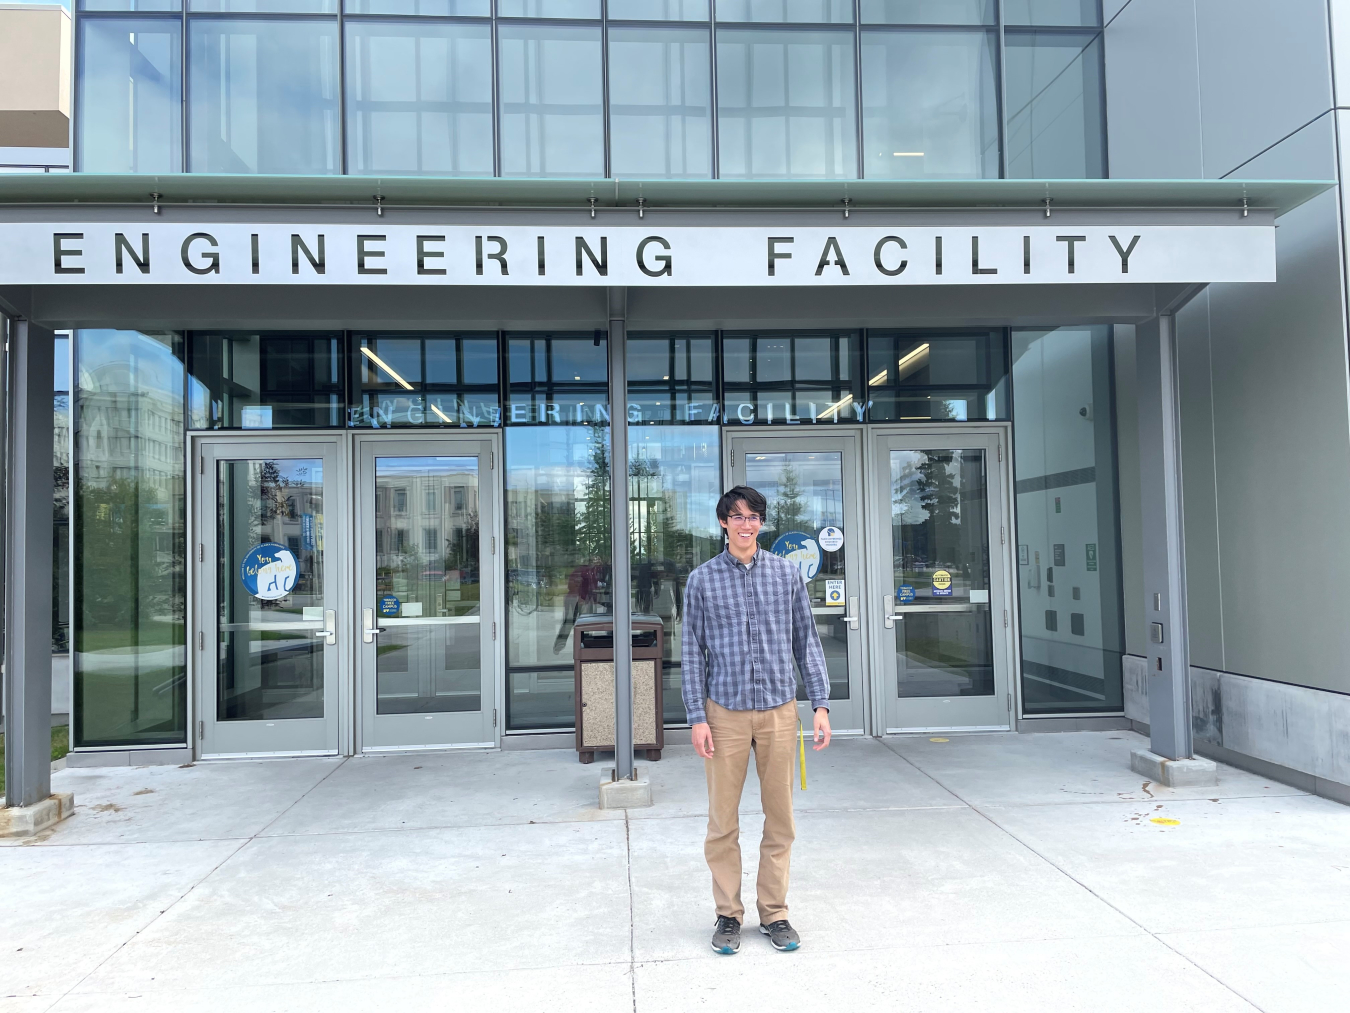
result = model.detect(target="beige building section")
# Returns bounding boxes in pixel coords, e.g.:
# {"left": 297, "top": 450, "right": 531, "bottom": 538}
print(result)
{"left": 0, "top": 4, "right": 71, "bottom": 148}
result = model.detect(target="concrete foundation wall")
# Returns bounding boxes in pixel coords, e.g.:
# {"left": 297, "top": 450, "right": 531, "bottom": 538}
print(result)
{"left": 1125, "top": 653, "right": 1350, "bottom": 804}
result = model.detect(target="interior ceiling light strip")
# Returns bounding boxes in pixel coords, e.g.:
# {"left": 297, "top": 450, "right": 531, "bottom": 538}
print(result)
{"left": 896, "top": 343, "right": 931, "bottom": 383}
{"left": 361, "top": 346, "right": 413, "bottom": 390}
{"left": 817, "top": 393, "right": 853, "bottom": 419}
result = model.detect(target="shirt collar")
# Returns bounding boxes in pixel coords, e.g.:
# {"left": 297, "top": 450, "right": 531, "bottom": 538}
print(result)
{"left": 720, "top": 546, "right": 760, "bottom": 571}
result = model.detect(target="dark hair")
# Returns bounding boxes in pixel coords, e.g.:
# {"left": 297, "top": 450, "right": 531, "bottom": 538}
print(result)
{"left": 716, "top": 485, "right": 767, "bottom": 522}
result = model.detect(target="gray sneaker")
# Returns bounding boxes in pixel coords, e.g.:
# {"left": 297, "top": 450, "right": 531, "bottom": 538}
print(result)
{"left": 711, "top": 915, "right": 741, "bottom": 955}
{"left": 759, "top": 920, "right": 800, "bottom": 951}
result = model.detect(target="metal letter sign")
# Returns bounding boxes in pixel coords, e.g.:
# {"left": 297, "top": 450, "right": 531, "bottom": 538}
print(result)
{"left": 240, "top": 543, "right": 298, "bottom": 600}
{"left": 1, "top": 224, "right": 1277, "bottom": 287}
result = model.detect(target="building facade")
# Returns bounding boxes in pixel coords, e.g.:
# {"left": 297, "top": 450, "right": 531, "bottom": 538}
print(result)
{"left": 2, "top": 0, "right": 1348, "bottom": 803}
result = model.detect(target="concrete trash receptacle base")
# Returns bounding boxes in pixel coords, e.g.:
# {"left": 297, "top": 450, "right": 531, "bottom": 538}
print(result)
{"left": 1130, "top": 748, "right": 1218, "bottom": 787}
{"left": 599, "top": 766, "right": 653, "bottom": 809}
{"left": 1, "top": 793, "right": 75, "bottom": 837}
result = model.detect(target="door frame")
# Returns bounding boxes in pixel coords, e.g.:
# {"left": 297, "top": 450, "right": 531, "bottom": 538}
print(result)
{"left": 719, "top": 423, "right": 1019, "bottom": 737}
{"left": 350, "top": 430, "right": 504, "bottom": 754}
{"left": 864, "top": 424, "right": 1018, "bottom": 734}
{"left": 189, "top": 432, "right": 353, "bottom": 758}
{"left": 188, "top": 429, "right": 505, "bottom": 759}
{"left": 722, "top": 426, "right": 871, "bottom": 736}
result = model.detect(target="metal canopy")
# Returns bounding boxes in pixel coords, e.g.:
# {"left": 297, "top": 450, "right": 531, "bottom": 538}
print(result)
{"left": 0, "top": 174, "right": 1333, "bottom": 216}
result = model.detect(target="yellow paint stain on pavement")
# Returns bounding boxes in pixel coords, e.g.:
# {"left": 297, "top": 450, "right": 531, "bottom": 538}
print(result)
{"left": 1150, "top": 817, "right": 1181, "bottom": 826}
{"left": 930, "top": 737, "right": 949, "bottom": 743}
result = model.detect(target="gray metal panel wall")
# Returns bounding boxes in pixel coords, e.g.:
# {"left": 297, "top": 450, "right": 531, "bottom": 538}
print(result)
{"left": 1106, "top": 0, "right": 1334, "bottom": 179}
{"left": 1202, "top": 117, "right": 1350, "bottom": 692}
{"left": 1174, "top": 288, "right": 1223, "bottom": 672}
{"left": 1193, "top": 0, "right": 1334, "bottom": 177}
{"left": 1105, "top": 4, "right": 1350, "bottom": 696}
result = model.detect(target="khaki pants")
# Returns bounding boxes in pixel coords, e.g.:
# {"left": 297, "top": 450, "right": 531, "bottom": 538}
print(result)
{"left": 703, "top": 698, "right": 798, "bottom": 924}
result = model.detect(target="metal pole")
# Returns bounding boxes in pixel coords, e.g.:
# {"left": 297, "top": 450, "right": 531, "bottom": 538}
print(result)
{"left": 608, "top": 288, "right": 634, "bottom": 780}
{"left": 4, "top": 319, "right": 55, "bottom": 808}
{"left": 1136, "top": 313, "right": 1193, "bottom": 760}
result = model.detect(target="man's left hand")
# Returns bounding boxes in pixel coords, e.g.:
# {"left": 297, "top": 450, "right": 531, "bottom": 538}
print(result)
{"left": 812, "top": 707, "right": 832, "bottom": 751}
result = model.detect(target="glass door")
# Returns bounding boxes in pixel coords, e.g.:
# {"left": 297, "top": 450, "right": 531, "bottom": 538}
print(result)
{"left": 355, "top": 436, "right": 499, "bottom": 750}
{"left": 196, "top": 437, "right": 347, "bottom": 756}
{"left": 869, "top": 430, "right": 1013, "bottom": 731}
{"left": 725, "top": 432, "right": 867, "bottom": 733}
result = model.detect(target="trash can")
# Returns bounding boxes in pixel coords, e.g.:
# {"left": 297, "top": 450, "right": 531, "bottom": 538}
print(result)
{"left": 573, "top": 613, "right": 665, "bottom": 764}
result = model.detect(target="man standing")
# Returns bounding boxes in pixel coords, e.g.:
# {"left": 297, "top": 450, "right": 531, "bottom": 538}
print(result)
{"left": 681, "top": 485, "right": 832, "bottom": 955}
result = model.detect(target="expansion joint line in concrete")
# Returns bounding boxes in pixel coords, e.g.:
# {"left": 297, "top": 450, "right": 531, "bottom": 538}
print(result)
{"left": 624, "top": 811, "right": 637, "bottom": 1013}
{"left": 874, "top": 739, "right": 1270, "bottom": 1013}
{"left": 41, "top": 758, "right": 353, "bottom": 1013}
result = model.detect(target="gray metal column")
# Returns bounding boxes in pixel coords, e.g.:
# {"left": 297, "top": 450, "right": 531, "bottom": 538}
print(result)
{"left": 3, "top": 319, "right": 55, "bottom": 807}
{"left": 1135, "top": 313, "right": 1193, "bottom": 760}
{"left": 607, "top": 288, "right": 635, "bottom": 780}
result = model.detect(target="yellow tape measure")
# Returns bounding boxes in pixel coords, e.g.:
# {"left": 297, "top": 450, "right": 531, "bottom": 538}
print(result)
{"left": 797, "top": 718, "right": 808, "bottom": 790}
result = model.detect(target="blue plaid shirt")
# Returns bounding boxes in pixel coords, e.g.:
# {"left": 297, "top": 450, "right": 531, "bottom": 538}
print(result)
{"left": 680, "top": 547, "right": 831, "bottom": 725}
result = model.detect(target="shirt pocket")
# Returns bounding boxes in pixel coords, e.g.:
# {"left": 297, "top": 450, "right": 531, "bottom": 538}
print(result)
{"left": 710, "top": 596, "right": 743, "bottom": 631}
{"left": 758, "top": 570, "right": 796, "bottom": 638}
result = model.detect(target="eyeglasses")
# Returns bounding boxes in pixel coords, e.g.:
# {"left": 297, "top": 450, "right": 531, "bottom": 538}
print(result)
{"left": 727, "top": 514, "right": 761, "bottom": 526}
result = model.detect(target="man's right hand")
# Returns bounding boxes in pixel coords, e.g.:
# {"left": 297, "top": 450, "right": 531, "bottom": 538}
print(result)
{"left": 691, "top": 722, "right": 715, "bottom": 759}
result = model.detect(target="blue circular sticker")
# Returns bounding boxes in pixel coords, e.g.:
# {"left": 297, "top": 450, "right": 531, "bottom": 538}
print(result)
{"left": 897, "top": 585, "right": 916, "bottom": 604}
{"left": 240, "top": 543, "right": 298, "bottom": 601}
{"left": 771, "top": 531, "right": 821, "bottom": 582}
{"left": 379, "top": 595, "right": 401, "bottom": 617}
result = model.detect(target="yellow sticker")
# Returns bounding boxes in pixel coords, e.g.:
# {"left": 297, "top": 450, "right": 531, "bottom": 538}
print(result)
{"left": 930, "top": 737, "right": 949, "bottom": 743}
{"left": 932, "top": 569, "right": 952, "bottom": 590}
{"left": 1150, "top": 817, "right": 1181, "bottom": 826}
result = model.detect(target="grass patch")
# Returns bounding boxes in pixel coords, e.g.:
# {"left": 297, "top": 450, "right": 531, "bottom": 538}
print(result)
{"left": 0, "top": 725, "right": 70, "bottom": 799}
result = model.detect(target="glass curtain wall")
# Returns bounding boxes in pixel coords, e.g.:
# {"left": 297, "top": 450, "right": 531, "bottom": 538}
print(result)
{"left": 609, "top": 26, "right": 713, "bottom": 179}
{"left": 345, "top": 21, "right": 493, "bottom": 176}
{"left": 1011, "top": 325, "right": 1124, "bottom": 714}
{"left": 629, "top": 335, "right": 722, "bottom": 724}
{"left": 498, "top": 23, "right": 605, "bottom": 177}
{"left": 75, "top": 1, "right": 1104, "bottom": 178}
{"left": 73, "top": 331, "right": 188, "bottom": 747}
{"left": 188, "top": 18, "right": 340, "bottom": 174}
{"left": 76, "top": 16, "right": 183, "bottom": 172}
{"left": 861, "top": 26, "right": 999, "bottom": 180}
{"left": 503, "top": 334, "right": 609, "bottom": 730}
{"left": 63, "top": 327, "right": 1126, "bottom": 746}
{"left": 1004, "top": 1, "right": 1106, "bottom": 178}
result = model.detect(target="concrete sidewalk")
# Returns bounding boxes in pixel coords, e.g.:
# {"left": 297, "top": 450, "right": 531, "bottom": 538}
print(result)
{"left": 2, "top": 730, "right": 1347, "bottom": 1012}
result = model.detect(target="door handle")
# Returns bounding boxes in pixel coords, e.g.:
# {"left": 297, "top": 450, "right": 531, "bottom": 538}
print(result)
{"left": 313, "top": 609, "right": 336, "bottom": 646}
{"left": 883, "top": 594, "right": 895, "bottom": 630}
{"left": 842, "top": 596, "right": 860, "bottom": 630}
{"left": 362, "top": 607, "right": 385, "bottom": 644}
